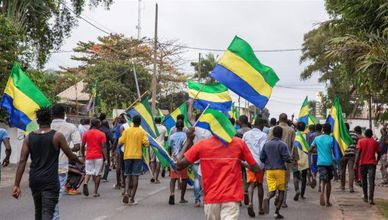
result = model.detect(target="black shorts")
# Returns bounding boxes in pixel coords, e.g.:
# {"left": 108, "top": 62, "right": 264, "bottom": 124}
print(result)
{"left": 318, "top": 166, "right": 334, "bottom": 181}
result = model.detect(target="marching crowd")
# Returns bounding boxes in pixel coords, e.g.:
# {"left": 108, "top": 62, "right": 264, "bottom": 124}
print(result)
{"left": 1, "top": 103, "right": 387, "bottom": 220}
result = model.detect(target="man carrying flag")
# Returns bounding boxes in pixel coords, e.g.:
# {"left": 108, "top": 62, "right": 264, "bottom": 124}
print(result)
{"left": 118, "top": 115, "right": 150, "bottom": 205}
{"left": 310, "top": 123, "right": 335, "bottom": 207}
{"left": 168, "top": 120, "right": 188, "bottom": 205}
{"left": 292, "top": 122, "right": 310, "bottom": 201}
{"left": 176, "top": 108, "right": 260, "bottom": 220}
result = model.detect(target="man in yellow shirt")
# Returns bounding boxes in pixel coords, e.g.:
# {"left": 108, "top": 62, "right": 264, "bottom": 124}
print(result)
{"left": 118, "top": 115, "right": 149, "bottom": 205}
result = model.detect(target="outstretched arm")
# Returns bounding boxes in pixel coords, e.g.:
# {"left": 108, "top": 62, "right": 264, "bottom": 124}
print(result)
{"left": 177, "top": 127, "right": 195, "bottom": 170}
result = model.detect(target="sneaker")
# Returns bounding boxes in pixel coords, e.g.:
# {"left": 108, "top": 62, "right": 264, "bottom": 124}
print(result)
{"left": 83, "top": 184, "right": 89, "bottom": 197}
{"left": 194, "top": 203, "right": 201, "bottom": 208}
{"left": 169, "top": 195, "right": 175, "bottom": 205}
{"left": 247, "top": 206, "right": 255, "bottom": 217}
{"left": 263, "top": 198, "right": 270, "bottom": 214}
{"left": 274, "top": 213, "right": 284, "bottom": 219}
{"left": 67, "top": 188, "right": 80, "bottom": 195}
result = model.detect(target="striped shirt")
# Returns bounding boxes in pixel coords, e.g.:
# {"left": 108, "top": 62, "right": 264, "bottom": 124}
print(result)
{"left": 344, "top": 132, "right": 359, "bottom": 157}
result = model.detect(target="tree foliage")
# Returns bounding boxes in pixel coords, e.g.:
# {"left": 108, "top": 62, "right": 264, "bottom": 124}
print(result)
{"left": 0, "top": 0, "right": 113, "bottom": 67}
{"left": 190, "top": 53, "right": 217, "bottom": 81}
{"left": 68, "top": 34, "right": 187, "bottom": 111}
{"left": 300, "top": 0, "right": 387, "bottom": 119}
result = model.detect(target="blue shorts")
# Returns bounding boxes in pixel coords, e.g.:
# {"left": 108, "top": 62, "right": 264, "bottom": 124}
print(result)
{"left": 124, "top": 159, "right": 143, "bottom": 176}
{"left": 311, "top": 154, "right": 318, "bottom": 174}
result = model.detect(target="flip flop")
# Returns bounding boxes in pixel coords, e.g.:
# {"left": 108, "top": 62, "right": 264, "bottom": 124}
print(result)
{"left": 83, "top": 184, "right": 89, "bottom": 197}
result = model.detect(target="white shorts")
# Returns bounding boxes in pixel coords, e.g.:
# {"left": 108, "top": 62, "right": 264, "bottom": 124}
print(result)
{"left": 204, "top": 202, "right": 240, "bottom": 220}
{"left": 85, "top": 159, "right": 103, "bottom": 176}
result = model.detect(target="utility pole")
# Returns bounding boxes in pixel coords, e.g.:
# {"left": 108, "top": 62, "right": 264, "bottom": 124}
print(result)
{"left": 136, "top": 0, "right": 142, "bottom": 39}
{"left": 131, "top": 0, "right": 142, "bottom": 99}
{"left": 198, "top": 53, "right": 202, "bottom": 82}
{"left": 151, "top": 3, "right": 158, "bottom": 114}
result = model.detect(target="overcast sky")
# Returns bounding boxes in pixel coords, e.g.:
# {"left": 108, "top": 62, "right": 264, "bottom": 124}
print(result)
{"left": 47, "top": 0, "right": 329, "bottom": 119}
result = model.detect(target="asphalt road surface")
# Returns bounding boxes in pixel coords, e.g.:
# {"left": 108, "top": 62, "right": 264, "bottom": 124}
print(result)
{"left": 0, "top": 167, "right": 342, "bottom": 220}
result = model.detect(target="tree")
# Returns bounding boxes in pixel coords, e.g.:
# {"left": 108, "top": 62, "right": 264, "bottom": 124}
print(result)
{"left": 0, "top": 15, "right": 23, "bottom": 92}
{"left": 69, "top": 35, "right": 187, "bottom": 112}
{"left": 190, "top": 53, "right": 217, "bottom": 81}
{"left": 0, "top": 0, "right": 114, "bottom": 67}
{"left": 300, "top": 0, "right": 387, "bottom": 119}
{"left": 248, "top": 105, "right": 270, "bottom": 121}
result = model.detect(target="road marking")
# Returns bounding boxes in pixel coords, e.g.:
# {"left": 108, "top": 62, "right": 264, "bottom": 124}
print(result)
{"left": 138, "top": 186, "right": 167, "bottom": 202}
{"left": 92, "top": 215, "right": 108, "bottom": 220}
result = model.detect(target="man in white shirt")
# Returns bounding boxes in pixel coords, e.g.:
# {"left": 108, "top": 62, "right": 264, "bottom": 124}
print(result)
{"left": 51, "top": 104, "right": 81, "bottom": 220}
{"left": 243, "top": 118, "right": 267, "bottom": 217}
{"left": 152, "top": 117, "right": 167, "bottom": 183}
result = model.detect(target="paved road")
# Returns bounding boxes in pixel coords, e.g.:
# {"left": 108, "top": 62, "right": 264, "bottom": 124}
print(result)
{"left": 0, "top": 166, "right": 343, "bottom": 220}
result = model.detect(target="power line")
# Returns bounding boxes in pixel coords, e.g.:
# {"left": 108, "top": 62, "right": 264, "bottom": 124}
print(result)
{"left": 56, "top": 3, "right": 302, "bottom": 54}
{"left": 59, "top": 0, "right": 112, "bottom": 35}
{"left": 179, "top": 45, "right": 301, "bottom": 53}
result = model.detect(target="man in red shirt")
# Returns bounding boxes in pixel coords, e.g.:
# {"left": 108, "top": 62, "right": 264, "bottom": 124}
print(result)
{"left": 81, "top": 119, "right": 108, "bottom": 197}
{"left": 177, "top": 127, "right": 260, "bottom": 220}
{"left": 355, "top": 129, "right": 381, "bottom": 205}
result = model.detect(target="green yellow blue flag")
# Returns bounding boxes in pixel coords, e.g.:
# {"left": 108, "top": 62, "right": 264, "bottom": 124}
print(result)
{"left": 157, "top": 108, "right": 165, "bottom": 121}
{"left": 326, "top": 98, "right": 353, "bottom": 160}
{"left": 298, "top": 96, "right": 318, "bottom": 127}
{"left": 163, "top": 102, "right": 191, "bottom": 130}
{"left": 298, "top": 97, "right": 309, "bottom": 124}
{"left": 210, "top": 36, "right": 279, "bottom": 109}
{"left": 187, "top": 165, "right": 195, "bottom": 186}
{"left": 1, "top": 64, "right": 51, "bottom": 130}
{"left": 127, "top": 97, "right": 159, "bottom": 138}
{"left": 187, "top": 80, "right": 232, "bottom": 114}
{"left": 196, "top": 108, "right": 236, "bottom": 143}
{"left": 294, "top": 131, "right": 309, "bottom": 153}
{"left": 228, "top": 102, "right": 240, "bottom": 120}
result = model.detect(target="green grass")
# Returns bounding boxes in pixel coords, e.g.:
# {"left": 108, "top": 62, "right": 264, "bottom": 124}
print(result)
{"left": 376, "top": 200, "right": 388, "bottom": 219}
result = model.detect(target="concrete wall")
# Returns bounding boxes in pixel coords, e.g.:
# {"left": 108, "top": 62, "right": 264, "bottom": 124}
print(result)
{"left": 0, "top": 123, "right": 25, "bottom": 164}
{"left": 345, "top": 119, "right": 384, "bottom": 139}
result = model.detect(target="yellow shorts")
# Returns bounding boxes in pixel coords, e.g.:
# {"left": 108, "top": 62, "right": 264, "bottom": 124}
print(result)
{"left": 266, "top": 170, "right": 286, "bottom": 192}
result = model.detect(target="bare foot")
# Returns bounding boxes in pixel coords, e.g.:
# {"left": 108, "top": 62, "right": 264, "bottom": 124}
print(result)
{"left": 320, "top": 194, "right": 326, "bottom": 206}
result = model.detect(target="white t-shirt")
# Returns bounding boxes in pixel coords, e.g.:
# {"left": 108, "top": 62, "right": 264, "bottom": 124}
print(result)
{"left": 156, "top": 124, "right": 167, "bottom": 145}
{"left": 52, "top": 119, "right": 81, "bottom": 174}
{"left": 242, "top": 128, "right": 267, "bottom": 169}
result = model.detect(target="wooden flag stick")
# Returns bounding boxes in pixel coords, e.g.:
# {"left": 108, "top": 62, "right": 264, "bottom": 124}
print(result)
{"left": 126, "top": 91, "right": 149, "bottom": 111}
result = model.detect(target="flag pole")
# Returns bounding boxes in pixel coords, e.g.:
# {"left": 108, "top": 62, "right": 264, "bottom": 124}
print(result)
{"left": 126, "top": 91, "right": 149, "bottom": 111}
{"left": 192, "top": 104, "right": 210, "bottom": 127}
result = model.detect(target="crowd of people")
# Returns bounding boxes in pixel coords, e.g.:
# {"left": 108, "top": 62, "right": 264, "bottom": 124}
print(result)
{"left": 1, "top": 102, "right": 387, "bottom": 220}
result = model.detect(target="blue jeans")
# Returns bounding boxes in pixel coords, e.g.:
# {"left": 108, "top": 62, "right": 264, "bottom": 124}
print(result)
{"left": 193, "top": 164, "right": 202, "bottom": 204}
{"left": 53, "top": 173, "right": 67, "bottom": 220}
